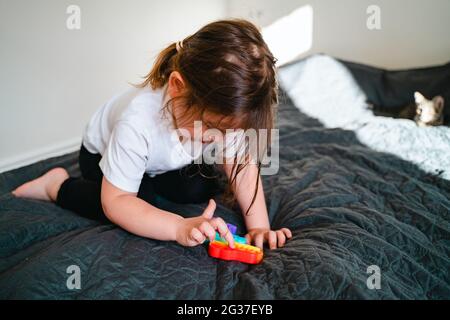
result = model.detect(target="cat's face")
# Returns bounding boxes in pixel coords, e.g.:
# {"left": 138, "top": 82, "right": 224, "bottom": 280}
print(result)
{"left": 415, "top": 92, "right": 444, "bottom": 124}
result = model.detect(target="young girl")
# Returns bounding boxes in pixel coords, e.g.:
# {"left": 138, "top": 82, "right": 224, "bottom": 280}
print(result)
{"left": 12, "top": 19, "right": 291, "bottom": 250}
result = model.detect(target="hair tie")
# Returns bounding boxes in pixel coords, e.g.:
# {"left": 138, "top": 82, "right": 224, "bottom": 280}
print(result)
{"left": 176, "top": 40, "right": 184, "bottom": 52}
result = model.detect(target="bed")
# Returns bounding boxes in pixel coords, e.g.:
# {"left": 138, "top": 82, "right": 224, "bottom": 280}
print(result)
{"left": 0, "top": 54, "right": 449, "bottom": 299}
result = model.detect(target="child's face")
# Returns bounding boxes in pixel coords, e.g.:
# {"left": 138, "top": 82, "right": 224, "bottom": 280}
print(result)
{"left": 174, "top": 106, "right": 239, "bottom": 145}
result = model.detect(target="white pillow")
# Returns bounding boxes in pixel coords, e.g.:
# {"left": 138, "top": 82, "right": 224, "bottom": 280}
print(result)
{"left": 278, "top": 54, "right": 373, "bottom": 129}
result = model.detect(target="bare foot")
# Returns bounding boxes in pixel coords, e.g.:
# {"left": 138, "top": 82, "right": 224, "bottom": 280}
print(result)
{"left": 12, "top": 167, "right": 69, "bottom": 202}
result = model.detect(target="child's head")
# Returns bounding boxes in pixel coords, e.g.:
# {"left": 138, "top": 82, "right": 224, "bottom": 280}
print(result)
{"left": 140, "top": 19, "right": 278, "bottom": 212}
{"left": 142, "top": 19, "right": 277, "bottom": 133}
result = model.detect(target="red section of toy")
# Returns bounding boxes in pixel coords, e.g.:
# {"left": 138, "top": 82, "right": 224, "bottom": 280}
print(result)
{"left": 208, "top": 241, "right": 263, "bottom": 264}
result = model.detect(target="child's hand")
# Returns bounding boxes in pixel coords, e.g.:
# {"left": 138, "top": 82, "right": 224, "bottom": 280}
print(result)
{"left": 175, "top": 199, "right": 235, "bottom": 248}
{"left": 245, "top": 228, "right": 292, "bottom": 250}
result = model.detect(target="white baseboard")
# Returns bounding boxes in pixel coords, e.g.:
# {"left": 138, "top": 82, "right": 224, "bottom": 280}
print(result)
{"left": 0, "top": 137, "right": 82, "bottom": 173}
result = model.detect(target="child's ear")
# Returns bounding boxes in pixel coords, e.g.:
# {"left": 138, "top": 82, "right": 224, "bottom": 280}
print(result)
{"left": 168, "top": 71, "right": 186, "bottom": 97}
{"left": 433, "top": 96, "right": 445, "bottom": 113}
{"left": 414, "top": 91, "right": 426, "bottom": 104}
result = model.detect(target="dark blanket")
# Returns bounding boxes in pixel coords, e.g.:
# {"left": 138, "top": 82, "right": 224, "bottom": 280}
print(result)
{"left": 0, "top": 61, "right": 449, "bottom": 299}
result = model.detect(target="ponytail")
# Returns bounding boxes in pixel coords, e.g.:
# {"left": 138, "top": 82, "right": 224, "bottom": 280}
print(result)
{"left": 139, "top": 43, "right": 178, "bottom": 90}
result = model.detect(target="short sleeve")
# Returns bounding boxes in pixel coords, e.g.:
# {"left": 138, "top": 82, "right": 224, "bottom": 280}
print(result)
{"left": 99, "top": 120, "right": 150, "bottom": 193}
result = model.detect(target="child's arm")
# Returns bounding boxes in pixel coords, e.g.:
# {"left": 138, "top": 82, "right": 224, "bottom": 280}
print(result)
{"left": 221, "top": 163, "right": 292, "bottom": 249}
{"left": 101, "top": 177, "right": 235, "bottom": 247}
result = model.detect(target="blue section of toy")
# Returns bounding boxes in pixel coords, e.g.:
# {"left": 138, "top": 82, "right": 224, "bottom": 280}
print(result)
{"left": 208, "top": 223, "right": 246, "bottom": 244}
{"left": 214, "top": 232, "right": 247, "bottom": 244}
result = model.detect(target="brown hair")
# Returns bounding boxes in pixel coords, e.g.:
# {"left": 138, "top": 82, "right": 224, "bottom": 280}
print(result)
{"left": 138, "top": 19, "right": 278, "bottom": 215}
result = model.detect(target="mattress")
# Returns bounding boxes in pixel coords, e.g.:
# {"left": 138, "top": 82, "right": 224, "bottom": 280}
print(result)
{"left": 0, "top": 55, "right": 449, "bottom": 299}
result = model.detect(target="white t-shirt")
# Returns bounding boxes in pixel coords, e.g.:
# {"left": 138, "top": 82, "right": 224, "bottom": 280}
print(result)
{"left": 82, "top": 85, "right": 203, "bottom": 193}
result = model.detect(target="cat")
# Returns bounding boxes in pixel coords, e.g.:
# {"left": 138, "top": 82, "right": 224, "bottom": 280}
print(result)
{"left": 368, "top": 91, "right": 445, "bottom": 127}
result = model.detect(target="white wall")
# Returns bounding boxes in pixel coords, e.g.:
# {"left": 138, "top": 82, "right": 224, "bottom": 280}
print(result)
{"left": 1, "top": 0, "right": 449, "bottom": 172}
{"left": 227, "top": 0, "right": 450, "bottom": 68}
{"left": 0, "top": 0, "right": 227, "bottom": 172}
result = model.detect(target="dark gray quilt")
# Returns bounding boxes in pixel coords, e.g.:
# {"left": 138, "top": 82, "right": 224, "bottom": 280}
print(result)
{"left": 0, "top": 58, "right": 449, "bottom": 299}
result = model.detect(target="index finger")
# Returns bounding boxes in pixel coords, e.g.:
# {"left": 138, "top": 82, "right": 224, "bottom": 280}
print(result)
{"left": 211, "top": 218, "right": 235, "bottom": 248}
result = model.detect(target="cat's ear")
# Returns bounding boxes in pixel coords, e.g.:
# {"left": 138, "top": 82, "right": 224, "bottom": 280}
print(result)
{"left": 433, "top": 96, "right": 444, "bottom": 113}
{"left": 414, "top": 91, "right": 426, "bottom": 104}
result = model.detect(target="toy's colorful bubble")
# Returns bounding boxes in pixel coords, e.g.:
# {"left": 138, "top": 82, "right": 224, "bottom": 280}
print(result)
{"left": 226, "top": 223, "right": 237, "bottom": 235}
{"left": 214, "top": 232, "right": 247, "bottom": 244}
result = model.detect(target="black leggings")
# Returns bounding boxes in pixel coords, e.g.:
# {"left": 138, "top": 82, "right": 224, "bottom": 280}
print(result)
{"left": 56, "top": 144, "right": 222, "bottom": 222}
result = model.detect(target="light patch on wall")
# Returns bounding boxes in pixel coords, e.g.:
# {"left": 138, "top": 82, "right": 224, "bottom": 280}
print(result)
{"left": 262, "top": 5, "right": 313, "bottom": 66}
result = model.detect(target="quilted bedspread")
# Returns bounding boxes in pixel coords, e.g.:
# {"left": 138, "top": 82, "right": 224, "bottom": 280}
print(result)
{"left": 0, "top": 56, "right": 449, "bottom": 299}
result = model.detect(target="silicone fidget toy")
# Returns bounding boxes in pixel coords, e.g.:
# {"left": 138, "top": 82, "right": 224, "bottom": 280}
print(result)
{"left": 214, "top": 232, "right": 247, "bottom": 244}
{"left": 208, "top": 241, "right": 263, "bottom": 264}
{"left": 213, "top": 223, "right": 246, "bottom": 244}
{"left": 226, "top": 223, "right": 237, "bottom": 235}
